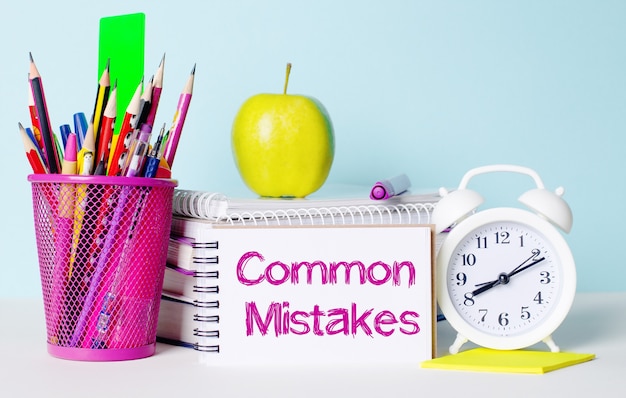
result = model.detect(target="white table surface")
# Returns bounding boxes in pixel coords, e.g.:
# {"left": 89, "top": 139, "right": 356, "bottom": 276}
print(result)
{"left": 1, "top": 292, "right": 623, "bottom": 397}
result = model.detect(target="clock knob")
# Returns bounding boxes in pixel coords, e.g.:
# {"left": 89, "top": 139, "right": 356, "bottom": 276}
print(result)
{"left": 518, "top": 187, "right": 573, "bottom": 233}
{"left": 432, "top": 187, "right": 484, "bottom": 234}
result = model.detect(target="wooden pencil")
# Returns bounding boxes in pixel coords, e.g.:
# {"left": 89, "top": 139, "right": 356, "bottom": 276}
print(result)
{"left": 92, "top": 58, "right": 111, "bottom": 159}
{"left": 29, "top": 52, "right": 61, "bottom": 173}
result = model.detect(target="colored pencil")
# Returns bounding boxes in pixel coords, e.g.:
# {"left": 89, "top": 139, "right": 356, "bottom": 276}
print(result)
{"left": 136, "top": 76, "right": 153, "bottom": 129}
{"left": 92, "top": 59, "right": 111, "bottom": 159}
{"left": 145, "top": 53, "right": 165, "bottom": 128}
{"left": 19, "top": 122, "right": 47, "bottom": 174}
{"left": 29, "top": 52, "right": 61, "bottom": 173}
{"left": 27, "top": 76, "right": 44, "bottom": 154}
{"left": 108, "top": 79, "right": 142, "bottom": 175}
{"left": 94, "top": 83, "right": 117, "bottom": 175}
{"left": 163, "top": 64, "right": 195, "bottom": 168}
{"left": 119, "top": 78, "right": 152, "bottom": 175}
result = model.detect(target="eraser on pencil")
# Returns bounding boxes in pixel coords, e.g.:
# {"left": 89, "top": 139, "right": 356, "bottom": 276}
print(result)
{"left": 370, "top": 174, "right": 411, "bottom": 200}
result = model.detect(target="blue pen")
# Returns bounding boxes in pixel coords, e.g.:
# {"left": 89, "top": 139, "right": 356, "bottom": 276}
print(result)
{"left": 144, "top": 123, "right": 166, "bottom": 178}
{"left": 73, "top": 112, "right": 88, "bottom": 150}
{"left": 370, "top": 173, "right": 411, "bottom": 200}
{"left": 59, "top": 124, "right": 72, "bottom": 149}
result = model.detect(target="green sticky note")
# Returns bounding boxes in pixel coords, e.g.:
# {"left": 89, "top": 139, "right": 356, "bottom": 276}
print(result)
{"left": 99, "top": 13, "right": 145, "bottom": 136}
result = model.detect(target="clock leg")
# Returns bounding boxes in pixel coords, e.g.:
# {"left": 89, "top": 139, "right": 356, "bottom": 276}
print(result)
{"left": 449, "top": 333, "right": 468, "bottom": 354}
{"left": 543, "top": 335, "right": 560, "bottom": 352}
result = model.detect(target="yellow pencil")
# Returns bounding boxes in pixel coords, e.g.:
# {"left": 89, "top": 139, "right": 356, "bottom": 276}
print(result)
{"left": 92, "top": 59, "right": 111, "bottom": 159}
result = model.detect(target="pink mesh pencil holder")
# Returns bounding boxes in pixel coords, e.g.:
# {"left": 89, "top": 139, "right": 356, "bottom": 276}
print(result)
{"left": 28, "top": 174, "right": 177, "bottom": 361}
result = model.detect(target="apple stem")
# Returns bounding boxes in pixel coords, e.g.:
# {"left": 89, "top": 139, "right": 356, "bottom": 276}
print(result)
{"left": 283, "top": 63, "right": 292, "bottom": 95}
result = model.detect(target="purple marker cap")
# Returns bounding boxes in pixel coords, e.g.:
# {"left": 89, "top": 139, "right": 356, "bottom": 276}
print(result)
{"left": 370, "top": 174, "right": 411, "bottom": 200}
{"left": 370, "top": 184, "right": 390, "bottom": 200}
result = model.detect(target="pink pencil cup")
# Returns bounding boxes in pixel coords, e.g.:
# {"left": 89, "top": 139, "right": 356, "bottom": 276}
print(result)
{"left": 28, "top": 174, "right": 177, "bottom": 361}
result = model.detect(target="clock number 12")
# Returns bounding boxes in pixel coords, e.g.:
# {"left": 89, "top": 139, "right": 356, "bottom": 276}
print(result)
{"left": 476, "top": 232, "right": 527, "bottom": 249}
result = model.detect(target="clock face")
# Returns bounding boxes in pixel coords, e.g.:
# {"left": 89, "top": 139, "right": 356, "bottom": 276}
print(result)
{"left": 446, "top": 220, "right": 561, "bottom": 337}
{"left": 437, "top": 208, "right": 576, "bottom": 350}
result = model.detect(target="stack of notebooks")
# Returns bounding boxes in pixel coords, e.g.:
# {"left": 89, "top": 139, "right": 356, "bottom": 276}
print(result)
{"left": 156, "top": 187, "right": 442, "bottom": 365}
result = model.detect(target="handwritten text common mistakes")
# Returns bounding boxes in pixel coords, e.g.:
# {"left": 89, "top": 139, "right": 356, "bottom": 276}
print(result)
{"left": 236, "top": 251, "right": 424, "bottom": 338}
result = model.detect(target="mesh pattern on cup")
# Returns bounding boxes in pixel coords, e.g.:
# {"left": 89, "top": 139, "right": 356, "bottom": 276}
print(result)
{"left": 31, "top": 179, "right": 174, "bottom": 354}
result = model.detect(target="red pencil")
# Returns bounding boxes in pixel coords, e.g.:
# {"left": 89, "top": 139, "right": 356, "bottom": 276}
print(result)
{"left": 108, "top": 79, "right": 142, "bottom": 176}
{"left": 19, "top": 122, "right": 47, "bottom": 174}
{"left": 94, "top": 84, "right": 117, "bottom": 175}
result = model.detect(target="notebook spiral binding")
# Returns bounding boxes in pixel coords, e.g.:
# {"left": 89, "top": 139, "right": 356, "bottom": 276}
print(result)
{"left": 222, "top": 203, "right": 435, "bottom": 226}
{"left": 172, "top": 190, "right": 228, "bottom": 219}
{"left": 194, "top": 246, "right": 221, "bottom": 355}
{"left": 171, "top": 189, "right": 439, "bottom": 225}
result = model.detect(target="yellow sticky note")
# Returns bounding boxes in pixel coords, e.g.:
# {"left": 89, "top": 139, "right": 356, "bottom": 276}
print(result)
{"left": 421, "top": 348, "right": 595, "bottom": 374}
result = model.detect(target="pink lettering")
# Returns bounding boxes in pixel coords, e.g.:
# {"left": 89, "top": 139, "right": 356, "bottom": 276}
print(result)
{"left": 399, "top": 311, "right": 420, "bottom": 335}
{"left": 244, "top": 301, "right": 422, "bottom": 337}
{"left": 351, "top": 303, "right": 374, "bottom": 337}
{"left": 367, "top": 261, "right": 392, "bottom": 285}
{"left": 394, "top": 261, "right": 416, "bottom": 287}
{"left": 290, "top": 311, "right": 310, "bottom": 335}
{"left": 237, "top": 251, "right": 416, "bottom": 288}
{"left": 328, "top": 261, "right": 366, "bottom": 284}
{"left": 266, "top": 261, "right": 290, "bottom": 285}
{"left": 237, "top": 251, "right": 264, "bottom": 286}
{"left": 374, "top": 310, "right": 398, "bottom": 337}
{"left": 245, "top": 301, "right": 281, "bottom": 336}
{"left": 326, "top": 308, "right": 349, "bottom": 335}
{"left": 310, "top": 305, "right": 325, "bottom": 336}
{"left": 291, "top": 261, "right": 329, "bottom": 284}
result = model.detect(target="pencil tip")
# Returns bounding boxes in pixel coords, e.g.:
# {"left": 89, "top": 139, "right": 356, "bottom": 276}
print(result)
{"left": 191, "top": 64, "right": 196, "bottom": 74}
{"left": 29, "top": 52, "right": 34, "bottom": 62}
{"left": 18, "top": 121, "right": 24, "bottom": 129}
{"left": 106, "top": 58, "right": 111, "bottom": 69}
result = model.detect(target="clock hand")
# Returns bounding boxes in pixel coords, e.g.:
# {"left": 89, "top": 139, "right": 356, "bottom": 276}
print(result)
{"left": 507, "top": 256, "right": 545, "bottom": 278}
{"left": 470, "top": 253, "right": 545, "bottom": 298}
{"left": 474, "top": 249, "right": 539, "bottom": 294}
{"left": 471, "top": 279, "right": 500, "bottom": 297}
{"left": 505, "top": 249, "right": 541, "bottom": 278}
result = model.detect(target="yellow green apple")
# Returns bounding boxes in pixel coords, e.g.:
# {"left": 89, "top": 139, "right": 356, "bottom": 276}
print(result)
{"left": 232, "top": 64, "right": 335, "bottom": 198}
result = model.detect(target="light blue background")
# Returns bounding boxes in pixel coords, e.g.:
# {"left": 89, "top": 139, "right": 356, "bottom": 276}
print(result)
{"left": 1, "top": 0, "right": 623, "bottom": 297}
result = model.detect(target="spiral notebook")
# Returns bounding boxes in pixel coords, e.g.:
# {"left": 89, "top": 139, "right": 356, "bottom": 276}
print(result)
{"left": 157, "top": 224, "right": 435, "bottom": 365}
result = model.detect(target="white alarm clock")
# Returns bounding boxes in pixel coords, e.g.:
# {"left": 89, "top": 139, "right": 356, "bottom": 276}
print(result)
{"left": 433, "top": 165, "right": 576, "bottom": 354}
